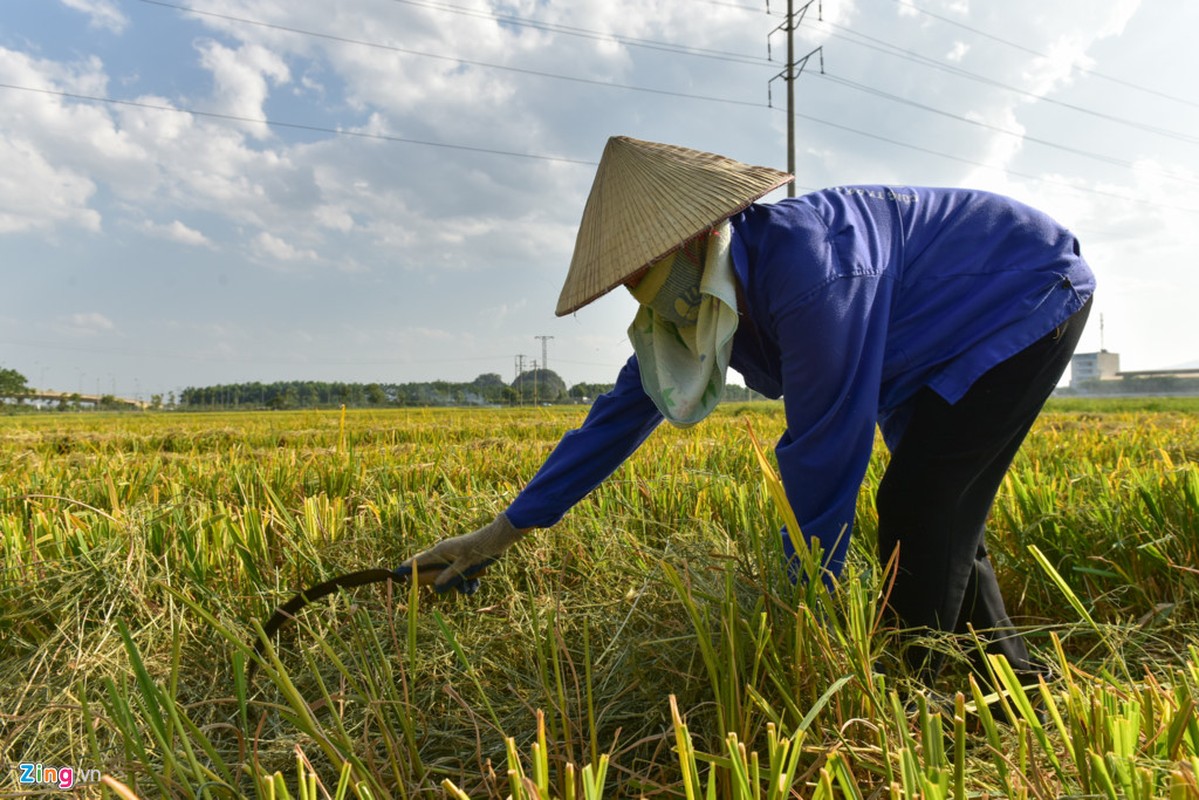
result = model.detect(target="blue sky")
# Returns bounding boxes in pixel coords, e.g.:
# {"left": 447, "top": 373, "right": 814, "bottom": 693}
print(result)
{"left": 2, "top": 0, "right": 1196, "bottom": 400}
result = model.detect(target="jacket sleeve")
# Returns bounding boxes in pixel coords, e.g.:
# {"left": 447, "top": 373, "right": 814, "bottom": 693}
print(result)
{"left": 504, "top": 355, "right": 663, "bottom": 529}
{"left": 772, "top": 274, "right": 890, "bottom": 580}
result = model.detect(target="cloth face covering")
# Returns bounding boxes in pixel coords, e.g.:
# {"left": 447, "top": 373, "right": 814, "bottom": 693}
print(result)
{"left": 627, "top": 220, "right": 740, "bottom": 427}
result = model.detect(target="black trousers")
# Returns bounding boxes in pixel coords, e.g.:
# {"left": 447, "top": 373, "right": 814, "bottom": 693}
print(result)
{"left": 876, "top": 296, "right": 1092, "bottom": 683}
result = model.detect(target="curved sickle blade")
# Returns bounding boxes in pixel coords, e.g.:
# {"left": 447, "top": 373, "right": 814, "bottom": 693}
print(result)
{"left": 249, "top": 568, "right": 396, "bottom": 680}
{"left": 247, "top": 558, "right": 498, "bottom": 682}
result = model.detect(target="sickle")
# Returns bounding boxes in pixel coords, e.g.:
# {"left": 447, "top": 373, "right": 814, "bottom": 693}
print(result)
{"left": 247, "top": 559, "right": 496, "bottom": 682}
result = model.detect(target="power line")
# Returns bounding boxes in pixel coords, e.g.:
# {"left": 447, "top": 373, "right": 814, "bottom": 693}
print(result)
{"left": 7, "top": 7, "right": 1189, "bottom": 212}
{"left": 696, "top": 0, "right": 766, "bottom": 11}
{"left": 786, "top": 104, "right": 1199, "bottom": 214}
{"left": 6, "top": 77, "right": 1194, "bottom": 214}
{"left": 0, "top": 82, "right": 597, "bottom": 166}
{"left": 143, "top": 0, "right": 1198, "bottom": 149}
{"left": 383, "top": 0, "right": 772, "bottom": 66}
{"left": 0, "top": 337, "right": 520, "bottom": 365}
{"left": 376, "top": 0, "right": 1198, "bottom": 144}
{"left": 768, "top": 0, "right": 824, "bottom": 196}
{"left": 40, "top": 348, "right": 628, "bottom": 381}
{"left": 140, "top": 0, "right": 1197, "bottom": 156}
{"left": 811, "top": 19, "right": 1199, "bottom": 145}
{"left": 135, "top": 0, "right": 769, "bottom": 110}
{"left": 887, "top": 0, "right": 1199, "bottom": 109}
{"left": 818, "top": 72, "right": 1199, "bottom": 187}
{"left": 134, "top": 0, "right": 1192, "bottom": 191}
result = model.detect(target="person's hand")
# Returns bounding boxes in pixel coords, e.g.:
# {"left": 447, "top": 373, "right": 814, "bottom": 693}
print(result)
{"left": 394, "top": 512, "right": 526, "bottom": 593}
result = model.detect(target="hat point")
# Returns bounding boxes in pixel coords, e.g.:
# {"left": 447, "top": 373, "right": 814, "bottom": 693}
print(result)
{"left": 556, "top": 136, "right": 792, "bottom": 316}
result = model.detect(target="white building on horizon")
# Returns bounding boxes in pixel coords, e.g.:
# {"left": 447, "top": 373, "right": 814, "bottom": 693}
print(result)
{"left": 1069, "top": 350, "right": 1199, "bottom": 396}
{"left": 1070, "top": 350, "right": 1120, "bottom": 388}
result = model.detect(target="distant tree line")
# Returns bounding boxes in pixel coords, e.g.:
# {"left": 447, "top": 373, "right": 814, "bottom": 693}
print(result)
{"left": 178, "top": 370, "right": 771, "bottom": 410}
{"left": 3, "top": 362, "right": 768, "bottom": 413}
{"left": 178, "top": 370, "right": 619, "bottom": 409}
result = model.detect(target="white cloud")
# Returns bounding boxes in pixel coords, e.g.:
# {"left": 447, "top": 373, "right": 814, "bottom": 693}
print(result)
{"left": 3, "top": 0, "right": 1197, "bottom": 391}
{"left": 58, "top": 312, "right": 117, "bottom": 337}
{"left": 1022, "top": 2, "right": 1142, "bottom": 97}
{"left": 196, "top": 41, "right": 291, "bottom": 140}
{"left": 0, "top": 136, "right": 100, "bottom": 233}
{"left": 142, "top": 219, "right": 214, "bottom": 247}
{"left": 1022, "top": 36, "right": 1094, "bottom": 97}
{"left": 314, "top": 204, "right": 355, "bottom": 233}
{"left": 251, "top": 231, "right": 319, "bottom": 263}
{"left": 59, "top": 0, "right": 128, "bottom": 34}
{"left": 1094, "top": 0, "right": 1143, "bottom": 38}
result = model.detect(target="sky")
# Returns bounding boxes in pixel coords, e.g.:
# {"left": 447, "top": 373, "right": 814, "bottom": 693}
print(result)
{"left": 1, "top": 0, "right": 1196, "bottom": 401}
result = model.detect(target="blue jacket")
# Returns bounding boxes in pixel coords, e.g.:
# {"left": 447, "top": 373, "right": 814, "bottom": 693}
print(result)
{"left": 504, "top": 186, "right": 1095, "bottom": 576}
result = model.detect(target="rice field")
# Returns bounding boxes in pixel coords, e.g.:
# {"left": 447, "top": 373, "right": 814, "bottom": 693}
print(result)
{"left": 1, "top": 399, "right": 1197, "bottom": 798}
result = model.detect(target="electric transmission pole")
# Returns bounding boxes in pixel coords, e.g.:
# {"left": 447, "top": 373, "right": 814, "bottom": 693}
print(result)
{"left": 534, "top": 335, "right": 554, "bottom": 375}
{"left": 515, "top": 354, "right": 526, "bottom": 406}
{"left": 767, "top": 0, "right": 823, "bottom": 196}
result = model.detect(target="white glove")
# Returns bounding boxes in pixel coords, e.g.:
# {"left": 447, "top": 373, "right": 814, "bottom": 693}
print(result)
{"left": 395, "top": 512, "right": 525, "bottom": 593}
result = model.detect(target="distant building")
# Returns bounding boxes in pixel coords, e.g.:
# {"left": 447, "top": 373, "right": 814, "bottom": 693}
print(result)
{"left": 1067, "top": 351, "right": 1199, "bottom": 396}
{"left": 1070, "top": 351, "right": 1121, "bottom": 387}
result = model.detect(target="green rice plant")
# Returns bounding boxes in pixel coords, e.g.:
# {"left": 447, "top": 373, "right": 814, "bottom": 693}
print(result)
{"left": 994, "top": 411, "right": 1199, "bottom": 631}
{"left": 96, "top": 619, "right": 239, "bottom": 798}
{"left": 669, "top": 693, "right": 808, "bottom": 800}
{"left": 439, "top": 709, "right": 611, "bottom": 800}
{"left": 4, "top": 400, "right": 1199, "bottom": 799}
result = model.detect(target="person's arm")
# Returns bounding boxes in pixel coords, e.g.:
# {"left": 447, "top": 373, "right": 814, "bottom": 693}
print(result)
{"left": 772, "top": 275, "right": 890, "bottom": 582}
{"left": 399, "top": 355, "right": 663, "bottom": 591}
{"left": 505, "top": 354, "right": 663, "bottom": 529}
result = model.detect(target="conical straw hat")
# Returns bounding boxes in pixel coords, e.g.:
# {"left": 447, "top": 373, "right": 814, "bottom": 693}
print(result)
{"left": 556, "top": 136, "right": 792, "bottom": 316}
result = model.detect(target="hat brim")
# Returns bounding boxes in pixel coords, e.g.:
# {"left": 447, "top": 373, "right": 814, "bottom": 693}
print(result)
{"left": 555, "top": 136, "right": 792, "bottom": 317}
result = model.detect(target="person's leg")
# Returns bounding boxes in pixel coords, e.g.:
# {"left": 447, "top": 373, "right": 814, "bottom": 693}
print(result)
{"left": 953, "top": 539, "right": 1039, "bottom": 679}
{"left": 877, "top": 297, "right": 1092, "bottom": 683}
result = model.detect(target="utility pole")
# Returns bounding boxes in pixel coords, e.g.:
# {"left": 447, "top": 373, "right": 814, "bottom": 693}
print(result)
{"left": 531, "top": 359, "right": 539, "bottom": 405}
{"left": 767, "top": 0, "right": 823, "bottom": 195}
{"left": 534, "top": 335, "right": 554, "bottom": 375}
{"left": 515, "top": 354, "right": 527, "bottom": 405}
